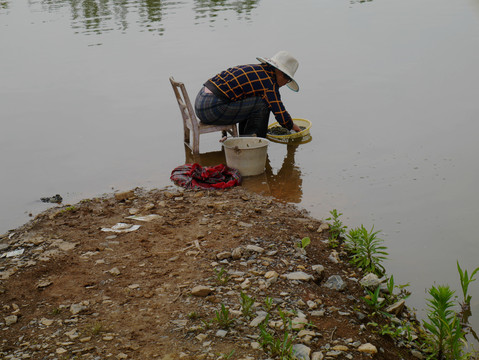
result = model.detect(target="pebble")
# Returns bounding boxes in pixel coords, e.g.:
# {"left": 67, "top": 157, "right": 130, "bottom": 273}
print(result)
{"left": 358, "top": 343, "right": 378, "bottom": 354}
{"left": 246, "top": 244, "right": 264, "bottom": 253}
{"left": 4, "top": 314, "right": 18, "bottom": 326}
{"left": 282, "top": 271, "right": 313, "bottom": 281}
{"left": 323, "top": 275, "right": 346, "bottom": 291}
{"left": 191, "top": 285, "right": 213, "bottom": 297}
{"left": 359, "top": 273, "right": 381, "bottom": 289}
{"left": 292, "top": 343, "right": 311, "bottom": 360}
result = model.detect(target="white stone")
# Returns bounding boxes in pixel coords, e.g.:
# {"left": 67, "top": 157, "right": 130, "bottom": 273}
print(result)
{"left": 40, "top": 318, "right": 54, "bottom": 326}
{"left": 4, "top": 315, "right": 18, "bottom": 326}
{"left": 191, "top": 285, "right": 213, "bottom": 297}
{"left": 292, "top": 343, "right": 311, "bottom": 360}
{"left": 358, "top": 343, "right": 378, "bottom": 354}
{"left": 246, "top": 244, "right": 264, "bottom": 253}
{"left": 282, "top": 271, "right": 313, "bottom": 281}
{"left": 312, "top": 352, "right": 324, "bottom": 360}
{"left": 291, "top": 317, "right": 308, "bottom": 330}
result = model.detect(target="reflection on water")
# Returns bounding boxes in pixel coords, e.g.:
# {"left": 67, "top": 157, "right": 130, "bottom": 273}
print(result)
{"left": 12, "top": 0, "right": 260, "bottom": 36}
{"left": 184, "top": 143, "right": 304, "bottom": 204}
{"left": 193, "top": 0, "right": 259, "bottom": 23}
{"left": 265, "top": 144, "right": 303, "bottom": 203}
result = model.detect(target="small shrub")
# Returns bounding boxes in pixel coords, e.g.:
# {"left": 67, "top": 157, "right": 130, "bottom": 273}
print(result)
{"left": 344, "top": 225, "right": 388, "bottom": 276}
{"left": 239, "top": 291, "right": 255, "bottom": 319}
{"left": 326, "top": 209, "right": 347, "bottom": 247}
{"left": 423, "top": 285, "right": 469, "bottom": 360}
{"left": 214, "top": 303, "right": 234, "bottom": 329}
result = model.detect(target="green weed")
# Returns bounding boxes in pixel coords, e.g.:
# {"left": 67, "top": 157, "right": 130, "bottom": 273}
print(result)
{"left": 239, "top": 291, "right": 255, "bottom": 319}
{"left": 258, "top": 323, "right": 294, "bottom": 360}
{"left": 325, "top": 209, "right": 347, "bottom": 247}
{"left": 214, "top": 267, "right": 230, "bottom": 285}
{"left": 296, "top": 236, "right": 311, "bottom": 249}
{"left": 263, "top": 296, "right": 275, "bottom": 314}
{"left": 214, "top": 303, "right": 234, "bottom": 329}
{"left": 457, "top": 261, "right": 479, "bottom": 306}
{"left": 423, "top": 285, "right": 469, "bottom": 360}
{"left": 344, "top": 225, "right": 388, "bottom": 276}
{"left": 363, "top": 286, "right": 386, "bottom": 312}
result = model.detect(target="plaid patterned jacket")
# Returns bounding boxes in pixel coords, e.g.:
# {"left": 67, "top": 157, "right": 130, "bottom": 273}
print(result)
{"left": 205, "top": 63, "right": 294, "bottom": 129}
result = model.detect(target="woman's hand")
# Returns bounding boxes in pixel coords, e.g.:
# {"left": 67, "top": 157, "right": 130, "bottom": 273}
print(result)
{"left": 292, "top": 123, "right": 302, "bottom": 132}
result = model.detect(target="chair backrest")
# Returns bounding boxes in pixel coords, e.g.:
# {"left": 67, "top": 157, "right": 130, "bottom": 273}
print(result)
{"left": 169, "top": 76, "right": 198, "bottom": 132}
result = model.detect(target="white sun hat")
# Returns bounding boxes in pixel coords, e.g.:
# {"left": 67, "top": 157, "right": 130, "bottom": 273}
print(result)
{"left": 257, "top": 50, "right": 299, "bottom": 92}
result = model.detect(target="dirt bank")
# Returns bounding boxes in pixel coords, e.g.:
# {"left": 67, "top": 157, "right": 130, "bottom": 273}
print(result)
{"left": 0, "top": 186, "right": 424, "bottom": 359}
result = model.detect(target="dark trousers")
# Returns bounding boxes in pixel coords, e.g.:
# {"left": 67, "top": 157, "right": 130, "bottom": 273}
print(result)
{"left": 194, "top": 87, "right": 270, "bottom": 138}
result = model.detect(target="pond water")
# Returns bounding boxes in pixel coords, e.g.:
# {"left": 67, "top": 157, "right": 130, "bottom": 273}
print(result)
{"left": 1, "top": 0, "right": 479, "bottom": 344}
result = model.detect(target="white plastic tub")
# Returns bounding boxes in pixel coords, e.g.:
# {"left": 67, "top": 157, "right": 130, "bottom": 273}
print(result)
{"left": 222, "top": 137, "right": 269, "bottom": 176}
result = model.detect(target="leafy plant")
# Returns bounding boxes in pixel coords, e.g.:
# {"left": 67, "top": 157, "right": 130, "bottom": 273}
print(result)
{"left": 258, "top": 323, "right": 294, "bottom": 360}
{"left": 89, "top": 322, "right": 105, "bottom": 336}
{"left": 214, "top": 267, "right": 230, "bottom": 285}
{"left": 385, "top": 275, "right": 411, "bottom": 303}
{"left": 345, "top": 225, "right": 388, "bottom": 276}
{"left": 296, "top": 237, "right": 311, "bottom": 249}
{"left": 187, "top": 311, "right": 200, "bottom": 320}
{"left": 214, "top": 303, "right": 234, "bottom": 329}
{"left": 363, "top": 286, "right": 386, "bottom": 312}
{"left": 423, "top": 285, "right": 469, "bottom": 360}
{"left": 239, "top": 291, "right": 255, "bottom": 319}
{"left": 325, "top": 209, "right": 347, "bottom": 247}
{"left": 457, "top": 261, "right": 479, "bottom": 306}
{"left": 263, "top": 296, "right": 275, "bottom": 314}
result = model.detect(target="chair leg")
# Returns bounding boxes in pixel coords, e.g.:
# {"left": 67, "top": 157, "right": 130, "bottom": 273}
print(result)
{"left": 184, "top": 126, "right": 190, "bottom": 145}
{"left": 192, "top": 132, "right": 200, "bottom": 154}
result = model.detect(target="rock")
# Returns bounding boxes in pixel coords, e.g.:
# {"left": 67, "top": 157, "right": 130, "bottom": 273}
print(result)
{"left": 311, "top": 352, "right": 324, "bottom": 360}
{"left": 240, "top": 278, "right": 251, "bottom": 289}
{"left": 333, "top": 345, "right": 348, "bottom": 351}
{"left": 191, "top": 285, "right": 213, "bottom": 297}
{"left": 411, "top": 349, "right": 425, "bottom": 359}
{"left": 317, "top": 223, "right": 329, "bottom": 233}
{"left": 216, "top": 251, "right": 231, "bottom": 260}
{"left": 107, "top": 267, "right": 121, "bottom": 276}
{"left": 328, "top": 250, "right": 340, "bottom": 263}
{"left": 307, "top": 300, "right": 317, "bottom": 309}
{"left": 40, "top": 318, "right": 54, "bottom": 326}
{"left": 246, "top": 244, "right": 264, "bottom": 253}
{"left": 282, "top": 271, "right": 313, "bottom": 281}
{"left": 312, "top": 265, "right": 324, "bottom": 276}
{"left": 249, "top": 313, "right": 267, "bottom": 327}
{"left": 323, "top": 275, "right": 346, "bottom": 291}
{"left": 37, "top": 279, "right": 53, "bottom": 288}
{"left": 292, "top": 343, "right": 311, "bottom": 360}
{"left": 359, "top": 273, "right": 381, "bottom": 289}
{"left": 298, "top": 330, "right": 316, "bottom": 338}
{"left": 250, "top": 341, "right": 261, "bottom": 350}
{"left": 311, "top": 310, "right": 325, "bottom": 317}
{"left": 4, "top": 315, "right": 18, "bottom": 326}
{"left": 232, "top": 247, "right": 243, "bottom": 259}
{"left": 40, "top": 194, "right": 63, "bottom": 203}
{"left": 238, "top": 221, "right": 253, "bottom": 228}
{"left": 358, "top": 343, "right": 378, "bottom": 354}
{"left": 291, "top": 317, "right": 308, "bottom": 330}
{"left": 56, "top": 347, "right": 67, "bottom": 355}
{"left": 215, "top": 329, "right": 227, "bottom": 337}
{"left": 264, "top": 270, "right": 279, "bottom": 279}
{"left": 52, "top": 239, "right": 77, "bottom": 251}
{"left": 114, "top": 190, "right": 135, "bottom": 201}
{"left": 385, "top": 299, "right": 406, "bottom": 316}
{"left": 70, "top": 302, "right": 88, "bottom": 315}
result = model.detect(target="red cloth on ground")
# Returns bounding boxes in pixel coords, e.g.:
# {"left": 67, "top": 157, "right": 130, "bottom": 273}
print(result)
{"left": 170, "top": 163, "right": 241, "bottom": 189}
